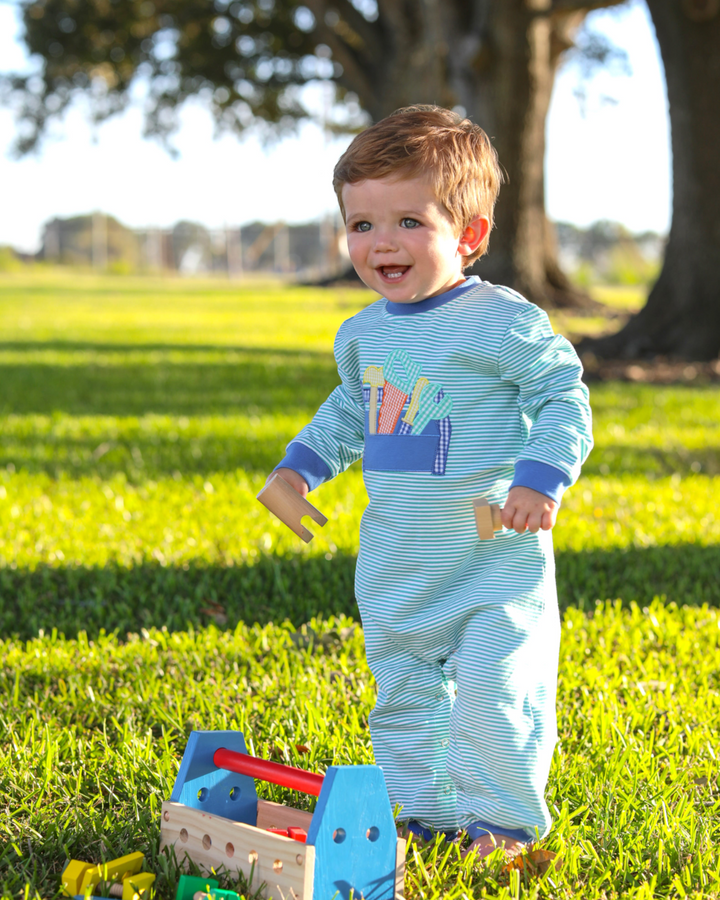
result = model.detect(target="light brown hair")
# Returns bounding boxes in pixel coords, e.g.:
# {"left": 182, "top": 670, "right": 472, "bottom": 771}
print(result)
{"left": 333, "top": 105, "right": 503, "bottom": 264}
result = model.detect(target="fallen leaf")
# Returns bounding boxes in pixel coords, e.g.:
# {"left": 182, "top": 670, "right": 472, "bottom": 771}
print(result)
{"left": 503, "top": 848, "right": 559, "bottom": 876}
{"left": 199, "top": 603, "right": 228, "bottom": 625}
{"left": 270, "top": 744, "right": 310, "bottom": 760}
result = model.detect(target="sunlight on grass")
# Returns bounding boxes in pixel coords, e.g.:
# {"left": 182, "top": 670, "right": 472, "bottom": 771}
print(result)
{"left": 0, "top": 268, "right": 375, "bottom": 351}
{"left": 590, "top": 284, "right": 647, "bottom": 312}
{"left": 1, "top": 270, "right": 719, "bottom": 899}
{"left": 549, "top": 284, "right": 647, "bottom": 342}
{"left": 1, "top": 602, "right": 718, "bottom": 899}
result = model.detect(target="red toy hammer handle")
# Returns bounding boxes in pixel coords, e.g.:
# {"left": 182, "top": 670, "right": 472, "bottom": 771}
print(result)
{"left": 213, "top": 748, "right": 325, "bottom": 797}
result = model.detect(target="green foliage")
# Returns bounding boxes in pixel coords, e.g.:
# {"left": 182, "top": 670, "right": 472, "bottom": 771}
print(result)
{"left": 558, "top": 221, "right": 663, "bottom": 290}
{"left": 0, "top": 246, "right": 22, "bottom": 273}
{"left": 1, "top": 270, "right": 719, "bottom": 898}
{"left": 605, "top": 243, "right": 660, "bottom": 287}
{"left": 5, "top": 0, "right": 361, "bottom": 153}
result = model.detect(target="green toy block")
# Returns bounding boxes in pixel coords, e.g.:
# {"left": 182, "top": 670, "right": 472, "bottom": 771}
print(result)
{"left": 175, "top": 875, "right": 219, "bottom": 900}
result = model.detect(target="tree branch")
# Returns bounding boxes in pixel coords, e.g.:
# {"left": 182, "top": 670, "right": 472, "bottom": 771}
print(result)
{"left": 303, "top": 0, "right": 381, "bottom": 106}
{"left": 551, "top": 0, "right": 626, "bottom": 11}
{"left": 331, "top": 0, "right": 384, "bottom": 56}
{"left": 304, "top": 0, "right": 383, "bottom": 64}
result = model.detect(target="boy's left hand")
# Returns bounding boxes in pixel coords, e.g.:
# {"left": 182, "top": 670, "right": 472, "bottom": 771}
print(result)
{"left": 501, "top": 486, "right": 557, "bottom": 534}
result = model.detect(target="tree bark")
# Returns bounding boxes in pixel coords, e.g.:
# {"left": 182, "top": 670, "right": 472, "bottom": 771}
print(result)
{"left": 466, "top": 1, "right": 592, "bottom": 309}
{"left": 580, "top": 0, "right": 720, "bottom": 360}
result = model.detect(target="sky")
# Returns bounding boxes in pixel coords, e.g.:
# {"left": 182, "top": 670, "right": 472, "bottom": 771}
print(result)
{"left": 0, "top": 0, "right": 671, "bottom": 254}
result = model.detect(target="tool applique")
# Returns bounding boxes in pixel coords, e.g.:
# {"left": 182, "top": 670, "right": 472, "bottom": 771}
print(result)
{"left": 410, "top": 381, "right": 453, "bottom": 434}
{"left": 363, "top": 365, "right": 385, "bottom": 435}
{"left": 363, "top": 351, "right": 453, "bottom": 475}
{"left": 400, "top": 384, "right": 452, "bottom": 473}
{"left": 398, "top": 377, "right": 430, "bottom": 434}
{"left": 377, "top": 349, "right": 422, "bottom": 434}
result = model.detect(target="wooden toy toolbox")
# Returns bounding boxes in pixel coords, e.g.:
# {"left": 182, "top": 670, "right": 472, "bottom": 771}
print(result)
{"left": 161, "top": 730, "right": 405, "bottom": 900}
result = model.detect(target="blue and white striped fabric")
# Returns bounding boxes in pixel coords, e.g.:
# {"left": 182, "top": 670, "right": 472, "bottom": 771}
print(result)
{"left": 433, "top": 389, "right": 451, "bottom": 475}
{"left": 284, "top": 278, "right": 593, "bottom": 840}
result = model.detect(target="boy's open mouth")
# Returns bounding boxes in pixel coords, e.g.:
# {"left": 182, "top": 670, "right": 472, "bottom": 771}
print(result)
{"left": 379, "top": 265, "right": 410, "bottom": 280}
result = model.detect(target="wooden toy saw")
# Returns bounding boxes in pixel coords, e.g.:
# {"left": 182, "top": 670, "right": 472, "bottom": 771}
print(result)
{"left": 257, "top": 473, "right": 328, "bottom": 543}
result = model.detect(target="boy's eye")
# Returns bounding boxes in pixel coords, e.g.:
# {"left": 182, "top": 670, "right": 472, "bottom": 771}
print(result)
{"left": 401, "top": 218, "right": 420, "bottom": 229}
{"left": 354, "top": 221, "right": 372, "bottom": 233}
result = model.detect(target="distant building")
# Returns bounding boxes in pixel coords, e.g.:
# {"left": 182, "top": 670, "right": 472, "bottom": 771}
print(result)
{"left": 40, "top": 214, "right": 140, "bottom": 269}
{"left": 33, "top": 212, "right": 350, "bottom": 279}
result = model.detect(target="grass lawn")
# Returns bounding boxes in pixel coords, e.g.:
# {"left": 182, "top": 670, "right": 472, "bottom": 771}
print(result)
{"left": 1, "top": 269, "right": 718, "bottom": 899}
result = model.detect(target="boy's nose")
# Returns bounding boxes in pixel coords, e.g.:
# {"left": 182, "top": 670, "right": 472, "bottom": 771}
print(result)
{"left": 371, "top": 233, "right": 398, "bottom": 252}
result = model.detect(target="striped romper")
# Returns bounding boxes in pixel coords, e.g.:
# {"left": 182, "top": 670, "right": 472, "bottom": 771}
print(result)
{"left": 277, "top": 276, "right": 593, "bottom": 841}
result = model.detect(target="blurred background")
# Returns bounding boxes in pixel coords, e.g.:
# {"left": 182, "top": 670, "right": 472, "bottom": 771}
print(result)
{"left": 0, "top": 0, "right": 671, "bottom": 264}
{"left": 3, "top": 0, "right": 716, "bottom": 361}
{"left": 5, "top": 0, "right": 711, "bottom": 363}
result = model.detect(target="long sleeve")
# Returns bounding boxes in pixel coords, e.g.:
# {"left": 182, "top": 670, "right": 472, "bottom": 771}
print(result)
{"left": 499, "top": 304, "right": 593, "bottom": 501}
{"left": 275, "top": 322, "right": 365, "bottom": 490}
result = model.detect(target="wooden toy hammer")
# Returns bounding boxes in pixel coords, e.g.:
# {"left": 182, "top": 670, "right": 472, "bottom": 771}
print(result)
{"left": 473, "top": 497, "right": 503, "bottom": 540}
{"left": 257, "top": 473, "right": 328, "bottom": 543}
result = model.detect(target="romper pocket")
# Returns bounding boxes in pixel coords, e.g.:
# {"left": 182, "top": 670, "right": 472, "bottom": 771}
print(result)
{"left": 363, "top": 409, "right": 441, "bottom": 472}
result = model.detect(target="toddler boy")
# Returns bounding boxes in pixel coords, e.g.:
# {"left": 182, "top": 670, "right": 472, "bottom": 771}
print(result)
{"left": 270, "top": 105, "right": 593, "bottom": 857}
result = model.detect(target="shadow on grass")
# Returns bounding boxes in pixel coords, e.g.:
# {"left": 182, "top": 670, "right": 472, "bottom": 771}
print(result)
{"left": 0, "top": 426, "right": 292, "bottom": 479}
{"left": 0, "top": 342, "right": 339, "bottom": 417}
{"left": 2, "top": 543, "right": 719, "bottom": 640}
{"left": 0, "top": 554, "right": 358, "bottom": 641}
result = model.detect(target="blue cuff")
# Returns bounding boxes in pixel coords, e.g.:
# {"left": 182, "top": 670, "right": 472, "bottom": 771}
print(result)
{"left": 510, "top": 459, "right": 572, "bottom": 504}
{"left": 274, "top": 441, "right": 332, "bottom": 492}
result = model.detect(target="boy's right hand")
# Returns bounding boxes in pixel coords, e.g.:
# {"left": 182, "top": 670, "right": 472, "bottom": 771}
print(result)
{"left": 268, "top": 468, "right": 309, "bottom": 499}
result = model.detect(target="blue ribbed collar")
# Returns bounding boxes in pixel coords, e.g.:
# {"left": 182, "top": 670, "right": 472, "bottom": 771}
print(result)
{"left": 384, "top": 276, "right": 482, "bottom": 316}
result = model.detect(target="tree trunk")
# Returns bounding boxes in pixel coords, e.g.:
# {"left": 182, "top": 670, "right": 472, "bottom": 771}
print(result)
{"left": 463, "top": 1, "right": 592, "bottom": 310}
{"left": 315, "top": 0, "right": 600, "bottom": 310}
{"left": 580, "top": 0, "right": 720, "bottom": 360}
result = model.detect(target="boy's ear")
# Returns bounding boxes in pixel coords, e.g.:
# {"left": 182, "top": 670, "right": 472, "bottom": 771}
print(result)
{"left": 458, "top": 216, "right": 490, "bottom": 257}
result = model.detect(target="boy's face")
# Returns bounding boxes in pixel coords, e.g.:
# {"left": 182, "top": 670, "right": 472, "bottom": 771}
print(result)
{"left": 342, "top": 175, "right": 487, "bottom": 303}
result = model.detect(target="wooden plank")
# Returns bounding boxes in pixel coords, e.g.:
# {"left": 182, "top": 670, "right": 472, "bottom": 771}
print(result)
{"left": 256, "top": 800, "right": 314, "bottom": 832}
{"left": 395, "top": 838, "right": 406, "bottom": 900}
{"left": 160, "top": 801, "right": 314, "bottom": 900}
{"left": 257, "top": 474, "right": 328, "bottom": 543}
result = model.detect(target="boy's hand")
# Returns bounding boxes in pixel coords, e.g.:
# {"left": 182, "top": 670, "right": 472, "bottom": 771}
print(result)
{"left": 501, "top": 486, "right": 557, "bottom": 534}
{"left": 268, "top": 468, "right": 309, "bottom": 499}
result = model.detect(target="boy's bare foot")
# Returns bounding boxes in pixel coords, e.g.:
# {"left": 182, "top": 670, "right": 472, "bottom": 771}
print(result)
{"left": 462, "top": 832, "right": 526, "bottom": 861}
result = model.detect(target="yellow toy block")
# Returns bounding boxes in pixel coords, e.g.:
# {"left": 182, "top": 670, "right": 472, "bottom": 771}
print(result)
{"left": 122, "top": 872, "right": 156, "bottom": 900}
{"left": 79, "top": 853, "right": 145, "bottom": 894}
{"left": 62, "top": 860, "right": 93, "bottom": 896}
